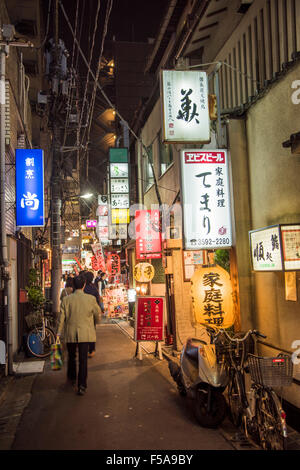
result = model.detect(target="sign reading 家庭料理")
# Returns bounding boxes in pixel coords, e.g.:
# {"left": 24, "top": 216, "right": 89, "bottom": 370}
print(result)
{"left": 161, "top": 70, "right": 210, "bottom": 143}
{"left": 180, "top": 149, "right": 232, "bottom": 250}
{"left": 249, "top": 226, "right": 283, "bottom": 271}
{"left": 16, "top": 149, "right": 44, "bottom": 227}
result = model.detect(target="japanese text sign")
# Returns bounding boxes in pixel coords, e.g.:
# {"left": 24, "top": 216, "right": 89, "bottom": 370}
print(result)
{"left": 135, "top": 296, "right": 164, "bottom": 342}
{"left": 161, "top": 70, "right": 210, "bottom": 143}
{"left": 106, "top": 253, "right": 121, "bottom": 276}
{"left": 180, "top": 149, "right": 232, "bottom": 250}
{"left": 191, "top": 266, "right": 235, "bottom": 328}
{"left": 16, "top": 149, "right": 44, "bottom": 227}
{"left": 249, "top": 224, "right": 300, "bottom": 271}
{"left": 281, "top": 225, "right": 300, "bottom": 270}
{"left": 135, "top": 210, "right": 162, "bottom": 260}
{"left": 249, "top": 226, "right": 283, "bottom": 271}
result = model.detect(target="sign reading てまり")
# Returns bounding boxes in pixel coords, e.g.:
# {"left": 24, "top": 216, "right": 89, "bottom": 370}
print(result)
{"left": 135, "top": 297, "right": 164, "bottom": 342}
{"left": 180, "top": 149, "right": 232, "bottom": 250}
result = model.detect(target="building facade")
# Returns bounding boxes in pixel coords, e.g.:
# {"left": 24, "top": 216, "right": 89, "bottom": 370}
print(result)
{"left": 131, "top": 0, "right": 300, "bottom": 410}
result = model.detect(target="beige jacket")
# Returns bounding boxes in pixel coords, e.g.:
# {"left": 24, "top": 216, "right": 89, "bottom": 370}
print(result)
{"left": 57, "top": 289, "right": 101, "bottom": 343}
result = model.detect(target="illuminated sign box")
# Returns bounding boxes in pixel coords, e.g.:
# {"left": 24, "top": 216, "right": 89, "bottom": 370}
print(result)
{"left": 16, "top": 149, "right": 45, "bottom": 227}
{"left": 135, "top": 210, "right": 162, "bottom": 260}
{"left": 180, "top": 149, "right": 232, "bottom": 250}
{"left": 109, "top": 147, "right": 128, "bottom": 163}
{"left": 110, "top": 178, "right": 129, "bottom": 194}
{"left": 86, "top": 220, "right": 97, "bottom": 228}
{"left": 111, "top": 208, "right": 130, "bottom": 224}
{"left": 161, "top": 70, "right": 210, "bottom": 143}
{"left": 110, "top": 163, "right": 128, "bottom": 178}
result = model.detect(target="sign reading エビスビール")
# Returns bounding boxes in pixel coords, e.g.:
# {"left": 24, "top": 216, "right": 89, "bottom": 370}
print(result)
{"left": 161, "top": 70, "right": 210, "bottom": 143}
{"left": 180, "top": 149, "right": 232, "bottom": 250}
{"left": 16, "top": 149, "right": 44, "bottom": 227}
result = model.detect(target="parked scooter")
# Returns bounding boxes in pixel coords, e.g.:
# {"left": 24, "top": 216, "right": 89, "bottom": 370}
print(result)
{"left": 168, "top": 325, "right": 229, "bottom": 428}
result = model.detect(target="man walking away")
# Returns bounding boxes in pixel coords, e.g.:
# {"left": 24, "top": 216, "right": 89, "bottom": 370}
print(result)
{"left": 83, "top": 271, "right": 101, "bottom": 358}
{"left": 57, "top": 275, "right": 101, "bottom": 396}
{"left": 94, "top": 270, "right": 103, "bottom": 293}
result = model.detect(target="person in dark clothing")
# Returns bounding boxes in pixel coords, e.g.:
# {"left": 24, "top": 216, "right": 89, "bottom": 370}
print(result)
{"left": 94, "top": 270, "right": 103, "bottom": 293}
{"left": 83, "top": 271, "right": 100, "bottom": 358}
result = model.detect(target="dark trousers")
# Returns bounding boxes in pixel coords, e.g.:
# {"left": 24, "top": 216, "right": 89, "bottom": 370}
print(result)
{"left": 88, "top": 342, "right": 95, "bottom": 353}
{"left": 67, "top": 342, "right": 89, "bottom": 388}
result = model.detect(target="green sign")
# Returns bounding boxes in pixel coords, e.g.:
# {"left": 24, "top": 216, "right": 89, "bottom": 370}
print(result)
{"left": 109, "top": 147, "right": 128, "bottom": 163}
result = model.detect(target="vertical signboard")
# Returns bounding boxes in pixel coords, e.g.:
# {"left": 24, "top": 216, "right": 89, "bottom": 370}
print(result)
{"left": 135, "top": 210, "right": 162, "bottom": 259}
{"left": 180, "top": 149, "right": 232, "bottom": 250}
{"left": 161, "top": 70, "right": 210, "bottom": 143}
{"left": 135, "top": 296, "right": 164, "bottom": 342}
{"left": 16, "top": 149, "right": 45, "bottom": 227}
{"left": 109, "top": 148, "right": 129, "bottom": 240}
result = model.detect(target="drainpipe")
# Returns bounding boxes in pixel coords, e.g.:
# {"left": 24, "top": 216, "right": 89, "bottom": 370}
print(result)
{"left": 0, "top": 45, "right": 11, "bottom": 374}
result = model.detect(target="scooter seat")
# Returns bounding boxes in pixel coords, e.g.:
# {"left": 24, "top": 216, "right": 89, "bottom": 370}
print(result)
{"left": 185, "top": 344, "right": 199, "bottom": 363}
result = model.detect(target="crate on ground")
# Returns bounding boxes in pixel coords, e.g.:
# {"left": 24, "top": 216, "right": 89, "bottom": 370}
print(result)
{"left": 248, "top": 354, "right": 293, "bottom": 387}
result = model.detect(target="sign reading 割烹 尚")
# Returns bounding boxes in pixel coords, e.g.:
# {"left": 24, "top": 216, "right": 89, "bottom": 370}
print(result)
{"left": 16, "top": 149, "right": 44, "bottom": 227}
{"left": 161, "top": 70, "right": 210, "bottom": 143}
{"left": 180, "top": 150, "right": 232, "bottom": 250}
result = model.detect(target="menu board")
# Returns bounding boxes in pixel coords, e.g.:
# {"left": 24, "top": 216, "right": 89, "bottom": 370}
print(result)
{"left": 135, "top": 296, "right": 164, "bottom": 342}
{"left": 281, "top": 225, "right": 300, "bottom": 270}
{"left": 104, "top": 285, "right": 129, "bottom": 318}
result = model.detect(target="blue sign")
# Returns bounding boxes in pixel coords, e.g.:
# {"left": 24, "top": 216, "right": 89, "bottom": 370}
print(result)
{"left": 16, "top": 149, "right": 45, "bottom": 227}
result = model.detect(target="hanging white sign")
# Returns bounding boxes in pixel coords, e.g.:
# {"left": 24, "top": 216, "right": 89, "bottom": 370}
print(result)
{"left": 111, "top": 193, "right": 130, "bottom": 209}
{"left": 180, "top": 149, "right": 232, "bottom": 250}
{"left": 110, "top": 163, "right": 128, "bottom": 178}
{"left": 161, "top": 70, "right": 210, "bottom": 143}
{"left": 110, "top": 178, "right": 129, "bottom": 193}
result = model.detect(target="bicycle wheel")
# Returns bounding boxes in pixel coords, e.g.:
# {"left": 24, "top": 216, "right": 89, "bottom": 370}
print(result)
{"left": 227, "top": 373, "right": 243, "bottom": 426}
{"left": 256, "top": 388, "right": 287, "bottom": 450}
{"left": 27, "top": 327, "right": 56, "bottom": 358}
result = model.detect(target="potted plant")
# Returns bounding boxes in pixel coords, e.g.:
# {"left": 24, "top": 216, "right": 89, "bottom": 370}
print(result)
{"left": 25, "top": 268, "right": 46, "bottom": 329}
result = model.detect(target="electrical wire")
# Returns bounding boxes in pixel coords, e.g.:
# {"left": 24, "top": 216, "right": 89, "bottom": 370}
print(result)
{"left": 62, "top": 0, "right": 80, "bottom": 148}
{"left": 59, "top": 0, "right": 163, "bottom": 205}
{"left": 35, "top": 0, "right": 52, "bottom": 50}
{"left": 77, "top": 0, "right": 102, "bottom": 155}
{"left": 81, "top": 0, "right": 114, "bottom": 182}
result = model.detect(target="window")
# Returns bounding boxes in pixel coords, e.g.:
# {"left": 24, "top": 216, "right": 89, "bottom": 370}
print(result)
{"left": 144, "top": 144, "right": 154, "bottom": 191}
{"left": 158, "top": 130, "right": 173, "bottom": 176}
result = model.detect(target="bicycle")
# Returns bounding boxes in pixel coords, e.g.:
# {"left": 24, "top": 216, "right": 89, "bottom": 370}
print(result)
{"left": 214, "top": 328, "right": 293, "bottom": 450}
{"left": 25, "top": 309, "right": 57, "bottom": 358}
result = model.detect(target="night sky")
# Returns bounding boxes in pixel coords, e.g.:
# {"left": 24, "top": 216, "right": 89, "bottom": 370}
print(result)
{"left": 55, "top": 0, "right": 166, "bottom": 54}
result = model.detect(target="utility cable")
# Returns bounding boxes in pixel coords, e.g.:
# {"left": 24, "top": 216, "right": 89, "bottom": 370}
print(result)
{"left": 77, "top": 0, "right": 101, "bottom": 155}
{"left": 81, "top": 0, "right": 113, "bottom": 182}
{"left": 59, "top": 0, "right": 162, "bottom": 206}
{"left": 62, "top": 0, "right": 80, "bottom": 148}
{"left": 35, "top": 0, "right": 52, "bottom": 49}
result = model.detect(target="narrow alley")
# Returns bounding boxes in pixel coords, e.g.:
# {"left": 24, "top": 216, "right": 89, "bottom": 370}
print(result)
{"left": 1, "top": 321, "right": 237, "bottom": 451}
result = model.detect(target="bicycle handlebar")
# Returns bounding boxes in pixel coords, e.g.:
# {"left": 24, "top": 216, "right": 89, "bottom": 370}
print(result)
{"left": 215, "top": 329, "right": 267, "bottom": 342}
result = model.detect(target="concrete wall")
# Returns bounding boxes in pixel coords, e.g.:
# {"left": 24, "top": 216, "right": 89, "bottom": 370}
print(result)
{"left": 228, "top": 64, "right": 300, "bottom": 406}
